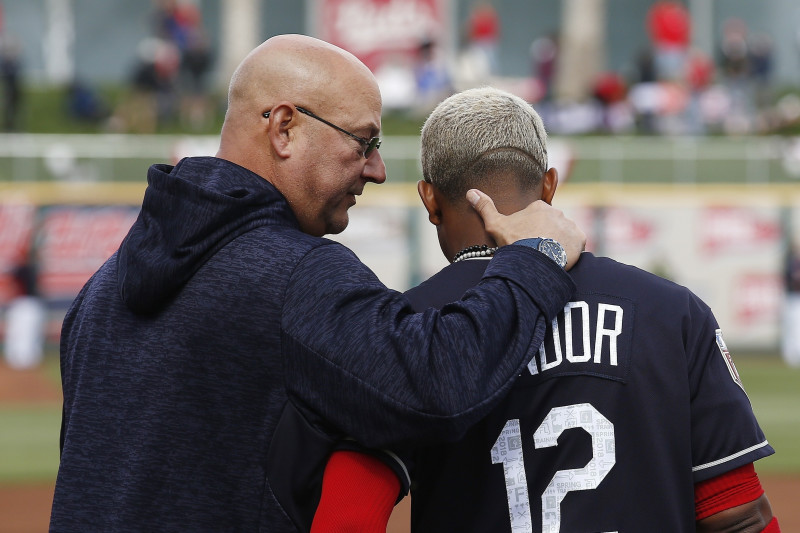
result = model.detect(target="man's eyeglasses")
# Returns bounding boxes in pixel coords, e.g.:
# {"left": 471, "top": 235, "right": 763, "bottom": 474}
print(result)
{"left": 263, "top": 106, "right": 381, "bottom": 158}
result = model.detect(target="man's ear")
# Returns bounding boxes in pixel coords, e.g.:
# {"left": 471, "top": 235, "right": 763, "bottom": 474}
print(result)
{"left": 417, "top": 180, "right": 442, "bottom": 225}
{"left": 541, "top": 167, "right": 559, "bottom": 205}
{"left": 266, "top": 102, "right": 296, "bottom": 159}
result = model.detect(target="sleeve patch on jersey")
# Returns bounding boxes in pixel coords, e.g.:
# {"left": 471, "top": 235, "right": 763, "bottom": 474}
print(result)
{"left": 716, "top": 329, "right": 745, "bottom": 392}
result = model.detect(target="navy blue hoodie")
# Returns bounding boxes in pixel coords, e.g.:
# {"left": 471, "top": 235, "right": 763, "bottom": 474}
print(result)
{"left": 50, "top": 156, "right": 574, "bottom": 532}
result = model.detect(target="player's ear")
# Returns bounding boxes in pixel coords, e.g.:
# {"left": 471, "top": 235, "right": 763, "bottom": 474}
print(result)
{"left": 541, "top": 167, "right": 558, "bottom": 205}
{"left": 417, "top": 180, "right": 442, "bottom": 226}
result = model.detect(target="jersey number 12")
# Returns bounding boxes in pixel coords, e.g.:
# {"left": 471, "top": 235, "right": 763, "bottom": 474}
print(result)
{"left": 490, "top": 403, "right": 617, "bottom": 533}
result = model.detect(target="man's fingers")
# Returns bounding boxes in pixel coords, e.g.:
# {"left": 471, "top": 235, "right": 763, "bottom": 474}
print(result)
{"left": 467, "top": 188, "right": 500, "bottom": 232}
{"left": 468, "top": 189, "right": 586, "bottom": 256}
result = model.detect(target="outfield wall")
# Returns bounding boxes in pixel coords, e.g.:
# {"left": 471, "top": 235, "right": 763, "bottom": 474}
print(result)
{"left": 341, "top": 183, "right": 800, "bottom": 352}
{"left": 1, "top": 133, "right": 799, "bottom": 351}
{"left": 2, "top": 181, "right": 798, "bottom": 352}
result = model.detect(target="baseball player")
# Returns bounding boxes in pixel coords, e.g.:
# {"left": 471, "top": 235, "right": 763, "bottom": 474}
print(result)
{"left": 311, "top": 87, "right": 780, "bottom": 532}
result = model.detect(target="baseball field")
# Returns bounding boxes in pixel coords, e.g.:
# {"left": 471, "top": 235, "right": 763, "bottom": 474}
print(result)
{"left": 1, "top": 355, "right": 798, "bottom": 532}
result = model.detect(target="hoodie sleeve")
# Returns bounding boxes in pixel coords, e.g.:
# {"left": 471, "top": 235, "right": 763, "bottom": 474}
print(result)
{"left": 282, "top": 242, "right": 574, "bottom": 449}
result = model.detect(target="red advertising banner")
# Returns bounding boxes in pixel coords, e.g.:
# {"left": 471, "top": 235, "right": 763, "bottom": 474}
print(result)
{"left": 313, "top": 0, "right": 450, "bottom": 71}
{"left": 700, "top": 206, "right": 781, "bottom": 254}
{"left": 604, "top": 207, "right": 656, "bottom": 250}
{"left": 735, "top": 272, "right": 782, "bottom": 326}
{"left": 36, "top": 206, "right": 139, "bottom": 300}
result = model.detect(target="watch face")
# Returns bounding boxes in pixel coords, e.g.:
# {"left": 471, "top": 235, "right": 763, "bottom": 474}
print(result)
{"left": 540, "top": 239, "right": 568, "bottom": 268}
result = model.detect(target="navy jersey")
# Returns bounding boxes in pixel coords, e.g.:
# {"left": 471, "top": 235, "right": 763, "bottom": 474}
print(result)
{"left": 405, "top": 252, "right": 773, "bottom": 533}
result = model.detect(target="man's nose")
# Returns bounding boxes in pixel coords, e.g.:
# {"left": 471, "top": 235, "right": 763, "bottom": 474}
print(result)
{"left": 363, "top": 149, "right": 387, "bottom": 184}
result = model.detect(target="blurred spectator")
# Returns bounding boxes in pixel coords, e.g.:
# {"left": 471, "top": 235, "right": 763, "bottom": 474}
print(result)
{"left": 141, "top": 0, "right": 214, "bottom": 131}
{"left": 66, "top": 78, "right": 110, "bottom": 125}
{"left": 684, "top": 48, "right": 715, "bottom": 135}
{"left": 783, "top": 240, "right": 800, "bottom": 367}
{"left": 719, "top": 18, "right": 750, "bottom": 81}
{"left": 412, "top": 38, "right": 452, "bottom": 116}
{"left": 646, "top": 0, "right": 690, "bottom": 82}
{"left": 115, "top": 36, "right": 180, "bottom": 133}
{"left": 465, "top": 1, "right": 500, "bottom": 76}
{"left": 530, "top": 32, "right": 559, "bottom": 102}
{"left": 452, "top": 33, "right": 491, "bottom": 90}
{"left": 749, "top": 33, "right": 773, "bottom": 113}
{"left": 153, "top": 0, "right": 196, "bottom": 50}
{"left": 749, "top": 33, "right": 772, "bottom": 87}
{"left": 685, "top": 49, "right": 714, "bottom": 97}
{"left": 797, "top": 28, "right": 800, "bottom": 72}
{"left": 374, "top": 53, "right": 417, "bottom": 113}
{"left": 630, "top": 47, "right": 658, "bottom": 133}
{"left": 627, "top": 78, "right": 690, "bottom": 136}
{"left": 178, "top": 27, "right": 213, "bottom": 130}
{"left": 153, "top": 0, "right": 214, "bottom": 130}
{"left": 718, "top": 18, "right": 753, "bottom": 134}
{"left": 593, "top": 71, "right": 634, "bottom": 133}
{"left": 0, "top": 33, "right": 22, "bottom": 131}
{"left": 3, "top": 254, "right": 45, "bottom": 370}
{"left": 593, "top": 72, "right": 627, "bottom": 108}
{"left": 633, "top": 47, "right": 657, "bottom": 85}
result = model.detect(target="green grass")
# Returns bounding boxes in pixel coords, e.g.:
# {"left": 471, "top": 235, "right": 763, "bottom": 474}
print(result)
{"left": 18, "top": 84, "right": 223, "bottom": 135}
{"left": 15, "top": 85, "right": 427, "bottom": 136}
{"left": 0, "top": 355, "right": 797, "bottom": 485}
{"left": 16, "top": 84, "right": 800, "bottom": 136}
{"left": 735, "top": 356, "right": 800, "bottom": 474}
{"left": 0, "top": 406, "right": 61, "bottom": 483}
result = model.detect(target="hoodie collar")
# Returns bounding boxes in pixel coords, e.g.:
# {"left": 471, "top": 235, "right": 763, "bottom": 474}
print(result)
{"left": 118, "top": 156, "right": 297, "bottom": 314}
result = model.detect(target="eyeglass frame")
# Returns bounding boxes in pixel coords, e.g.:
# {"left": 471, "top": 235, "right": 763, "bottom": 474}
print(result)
{"left": 263, "top": 106, "right": 381, "bottom": 158}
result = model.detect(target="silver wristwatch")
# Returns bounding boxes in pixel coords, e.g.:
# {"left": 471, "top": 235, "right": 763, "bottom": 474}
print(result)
{"left": 517, "top": 237, "right": 568, "bottom": 269}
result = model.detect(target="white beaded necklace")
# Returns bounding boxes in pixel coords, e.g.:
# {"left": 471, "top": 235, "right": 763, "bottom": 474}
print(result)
{"left": 452, "top": 244, "right": 498, "bottom": 263}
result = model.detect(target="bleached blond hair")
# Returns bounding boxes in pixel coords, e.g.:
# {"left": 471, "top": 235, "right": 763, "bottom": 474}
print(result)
{"left": 420, "top": 87, "right": 548, "bottom": 203}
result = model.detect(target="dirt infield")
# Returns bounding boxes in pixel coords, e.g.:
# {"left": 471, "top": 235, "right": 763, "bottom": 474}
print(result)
{"left": 2, "top": 480, "right": 795, "bottom": 533}
{"left": 0, "top": 360, "right": 60, "bottom": 533}
{"left": 385, "top": 479, "right": 800, "bottom": 532}
{"left": 0, "top": 362, "right": 61, "bottom": 405}
{"left": 0, "top": 484, "right": 55, "bottom": 533}
{"left": 0, "top": 361, "right": 797, "bottom": 533}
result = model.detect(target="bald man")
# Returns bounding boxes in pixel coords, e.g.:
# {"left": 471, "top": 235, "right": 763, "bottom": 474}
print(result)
{"left": 50, "top": 35, "right": 584, "bottom": 532}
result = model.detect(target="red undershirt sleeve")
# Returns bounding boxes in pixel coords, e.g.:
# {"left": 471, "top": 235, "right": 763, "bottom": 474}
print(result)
{"left": 310, "top": 450, "right": 400, "bottom": 533}
{"left": 695, "top": 462, "right": 780, "bottom": 531}
{"left": 695, "top": 463, "right": 762, "bottom": 520}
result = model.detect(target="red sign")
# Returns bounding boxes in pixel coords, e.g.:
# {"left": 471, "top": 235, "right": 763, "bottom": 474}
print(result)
{"left": 734, "top": 273, "right": 781, "bottom": 325}
{"left": 315, "top": 0, "right": 449, "bottom": 71}
{"left": 36, "top": 206, "right": 139, "bottom": 299}
{"left": 604, "top": 207, "right": 655, "bottom": 250}
{"left": 700, "top": 207, "right": 780, "bottom": 254}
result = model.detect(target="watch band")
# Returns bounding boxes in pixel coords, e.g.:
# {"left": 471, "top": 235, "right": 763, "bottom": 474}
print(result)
{"left": 514, "top": 237, "right": 568, "bottom": 269}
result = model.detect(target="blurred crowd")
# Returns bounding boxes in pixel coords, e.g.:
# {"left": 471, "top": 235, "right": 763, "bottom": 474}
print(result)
{"left": 539, "top": 0, "right": 800, "bottom": 136}
{"left": 110, "top": 0, "right": 214, "bottom": 133}
{"left": 0, "top": 0, "right": 216, "bottom": 134}
{"left": 2, "top": 0, "right": 800, "bottom": 136}
{"left": 560, "top": 1, "right": 796, "bottom": 137}
{"left": 378, "top": 0, "right": 800, "bottom": 137}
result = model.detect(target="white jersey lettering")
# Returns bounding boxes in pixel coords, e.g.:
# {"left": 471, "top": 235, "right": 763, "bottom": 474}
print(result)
{"left": 528, "top": 301, "right": 624, "bottom": 375}
{"left": 594, "top": 304, "right": 623, "bottom": 366}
